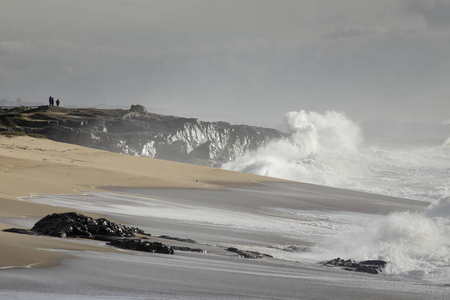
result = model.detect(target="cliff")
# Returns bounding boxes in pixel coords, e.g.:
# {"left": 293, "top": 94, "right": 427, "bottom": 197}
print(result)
{"left": 0, "top": 105, "right": 285, "bottom": 166}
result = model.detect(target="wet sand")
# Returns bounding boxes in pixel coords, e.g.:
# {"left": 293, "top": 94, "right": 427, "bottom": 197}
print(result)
{"left": 0, "top": 135, "right": 284, "bottom": 268}
{"left": 2, "top": 248, "right": 446, "bottom": 300}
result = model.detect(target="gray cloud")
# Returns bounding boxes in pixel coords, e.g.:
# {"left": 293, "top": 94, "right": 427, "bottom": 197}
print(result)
{"left": 405, "top": 0, "right": 450, "bottom": 29}
{"left": 1, "top": 0, "right": 449, "bottom": 128}
{"left": 323, "top": 26, "right": 387, "bottom": 40}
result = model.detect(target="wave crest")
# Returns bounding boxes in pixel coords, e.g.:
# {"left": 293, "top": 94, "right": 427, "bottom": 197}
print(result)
{"left": 222, "top": 110, "right": 450, "bottom": 282}
{"left": 222, "top": 110, "right": 364, "bottom": 186}
{"left": 222, "top": 110, "right": 450, "bottom": 203}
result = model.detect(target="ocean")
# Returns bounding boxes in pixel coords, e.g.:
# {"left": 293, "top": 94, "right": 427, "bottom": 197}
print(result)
{"left": 222, "top": 110, "right": 450, "bottom": 283}
{"left": 14, "top": 181, "right": 448, "bottom": 299}
{"left": 223, "top": 110, "right": 450, "bottom": 204}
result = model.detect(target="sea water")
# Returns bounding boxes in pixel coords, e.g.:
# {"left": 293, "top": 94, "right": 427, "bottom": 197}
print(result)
{"left": 21, "top": 111, "right": 450, "bottom": 284}
{"left": 24, "top": 183, "right": 448, "bottom": 284}
{"left": 223, "top": 110, "right": 450, "bottom": 203}
{"left": 222, "top": 110, "right": 450, "bottom": 283}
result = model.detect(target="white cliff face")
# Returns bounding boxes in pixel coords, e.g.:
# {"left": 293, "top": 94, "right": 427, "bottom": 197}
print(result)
{"left": 153, "top": 119, "right": 281, "bottom": 165}
{"left": 7, "top": 106, "right": 282, "bottom": 166}
{"left": 42, "top": 111, "right": 285, "bottom": 166}
{"left": 168, "top": 123, "right": 243, "bottom": 159}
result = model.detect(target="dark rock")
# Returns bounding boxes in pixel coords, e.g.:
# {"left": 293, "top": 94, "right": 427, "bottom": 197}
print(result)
{"left": 154, "top": 140, "right": 189, "bottom": 162}
{"left": 226, "top": 247, "right": 273, "bottom": 259}
{"left": 158, "top": 235, "right": 197, "bottom": 244}
{"left": 5, "top": 212, "right": 177, "bottom": 255}
{"left": 171, "top": 246, "right": 205, "bottom": 253}
{"left": 31, "top": 212, "right": 144, "bottom": 238}
{"left": 227, "top": 247, "right": 239, "bottom": 253}
{"left": 322, "top": 257, "right": 387, "bottom": 274}
{"left": 3, "top": 228, "right": 38, "bottom": 235}
{"left": 188, "top": 141, "right": 214, "bottom": 160}
{"left": 91, "top": 235, "right": 122, "bottom": 242}
{"left": 130, "top": 104, "right": 147, "bottom": 113}
{"left": 108, "top": 238, "right": 174, "bottom": 254}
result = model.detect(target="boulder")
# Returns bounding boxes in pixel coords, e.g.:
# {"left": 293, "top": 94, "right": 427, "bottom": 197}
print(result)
{"left": 30, "top": 212, "right": 144, "bottom": 238}
{"left": 4, "top": 212, "right": 178, "bottom": 255}
{"left": 108, "top": 238, "right": 174, "bottom": 254}
{"left": 130, "top": 104, "right": 147, "bottom": 113}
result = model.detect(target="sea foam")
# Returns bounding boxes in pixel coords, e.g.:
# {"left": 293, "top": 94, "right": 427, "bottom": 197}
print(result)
{"left": 223, "top": 110, "right": 450, "bottom": 282}
{"left": 309, "top": 200, "right": 450, "bottom": 282}
{"left": 222, "top": 110, "right": 450, "bottom": 203}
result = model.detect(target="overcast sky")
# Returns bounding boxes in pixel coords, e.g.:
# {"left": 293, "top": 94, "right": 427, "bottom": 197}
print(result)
{"left": 1, "top": 0, "right": 449, "bottom": 127}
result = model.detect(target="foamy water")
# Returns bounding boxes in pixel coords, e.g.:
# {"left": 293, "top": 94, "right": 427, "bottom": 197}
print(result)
{"left": 306, "top": 204, "right": 450, "bottom": 282}
{"left": 222, "top": 110, "right": 450, "bottom": 283}
{"left": 18, "top": 111, "right": 450, "bottom": 284}
{"left": 25, "top": 185, "right": 448, "bottom": 283}
{"left": 222, "top": 110, "right": 450, "bottom": 203}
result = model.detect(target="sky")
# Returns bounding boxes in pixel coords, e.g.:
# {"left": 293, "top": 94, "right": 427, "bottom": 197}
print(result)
{"left": 1, "top": 0, "right": 450, "bottom": 128}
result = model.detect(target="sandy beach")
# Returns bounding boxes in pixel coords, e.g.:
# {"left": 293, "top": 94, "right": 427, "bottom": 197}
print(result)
{"left": 1, "top": 135, "right": 448, "bottom": 299}
{"left": 0, "top": 135, "right": 286, "bottom": 268}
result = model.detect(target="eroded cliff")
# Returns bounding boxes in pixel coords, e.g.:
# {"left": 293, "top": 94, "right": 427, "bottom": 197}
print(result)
{"left": 0, "top": 105, "right": 285, "bottom": 166}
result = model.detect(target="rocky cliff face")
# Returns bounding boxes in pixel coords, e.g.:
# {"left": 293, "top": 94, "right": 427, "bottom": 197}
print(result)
{"left": 0, "top": 105, "right": 285, "bottom": 166}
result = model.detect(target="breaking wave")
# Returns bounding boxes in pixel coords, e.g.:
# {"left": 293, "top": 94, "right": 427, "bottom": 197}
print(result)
{"left": 222, "top": 110, "right": 450, "bottom": 282}
{"left": 310, "top": 198, "right": 450, "bottom": 283}
{"left": 222, "top": 110, "right": 450, "bottom": 203}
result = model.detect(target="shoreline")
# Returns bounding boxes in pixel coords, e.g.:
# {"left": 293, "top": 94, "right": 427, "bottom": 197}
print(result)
{"left": 2, "top": 135, "right": 448, "bottom": 299}
{"left": 0, "top": 135, "right": 287, "bottom": 268}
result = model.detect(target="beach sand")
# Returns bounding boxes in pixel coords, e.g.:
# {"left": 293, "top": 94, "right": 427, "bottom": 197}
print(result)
{"left": 1, "top": 135, "right": 446, "bottom": 299}
{"left": 0, "top": 135, "right": 286, "bottom": 268}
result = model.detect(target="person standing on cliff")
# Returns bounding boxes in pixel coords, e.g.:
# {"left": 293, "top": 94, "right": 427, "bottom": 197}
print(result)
{"left": 49, "top": 96, "right": 53, "bottom": 106}
{"left": 56, "top": 99, "right": 60, "bottom": 107}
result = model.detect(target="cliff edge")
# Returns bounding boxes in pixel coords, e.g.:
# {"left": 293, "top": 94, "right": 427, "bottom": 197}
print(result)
{"left": 0, "top": 105, "right": 285, "bottom": 166}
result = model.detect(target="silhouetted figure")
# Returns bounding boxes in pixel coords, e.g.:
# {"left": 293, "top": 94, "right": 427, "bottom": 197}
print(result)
{"left": 56, "top": 99, "right": 60, "bottom": 107}
{"left": 49, "top": 96, "right": 53, "bottom": 106}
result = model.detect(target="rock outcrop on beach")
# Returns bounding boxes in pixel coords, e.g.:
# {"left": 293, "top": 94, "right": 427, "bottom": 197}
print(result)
{"left": 226, "top": 247, "right": 273, "bottom": 259}
{"left": 4, "top": 212, "right": 282, "bottom": 258}
{"left": 322, "top": 257, "right": 387, "bottom": 274}
{"left": 108, "top": 238, "right": 174, "bottom": 254}
{"left": 4, "top": 212, "right": 175, "bottom": 255}
{"left": 0, "top": 105, "right": 285, "bottom": 166}
{"left": 31, "top": 212, "right": 144, "bottom": 238}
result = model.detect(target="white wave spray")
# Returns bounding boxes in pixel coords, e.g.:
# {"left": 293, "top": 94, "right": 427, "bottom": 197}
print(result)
{"left": 222, "top": 110, "right": 450, "bottom": 282}
{"left": 309, "top": 198, "right": 450, "bottom": 282}
{"left": 223, "top": 110, "right": 450, "bottom": 202}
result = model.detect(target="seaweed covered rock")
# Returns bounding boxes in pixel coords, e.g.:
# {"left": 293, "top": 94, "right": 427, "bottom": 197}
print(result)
{"left": 31, "top": 212, "right": 144, "bottom": 238}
